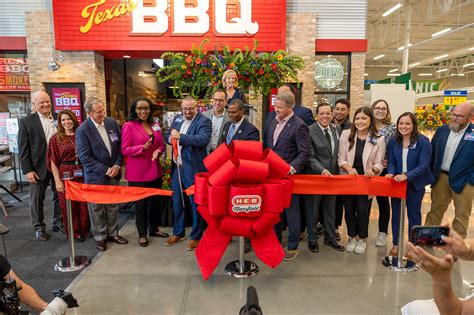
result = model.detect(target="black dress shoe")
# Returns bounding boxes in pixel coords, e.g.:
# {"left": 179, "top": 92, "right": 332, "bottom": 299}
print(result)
{"left": 308, "top": 242, "right": 319, "bottom": 253}
{"left": 52, "top": 225, "right": 66, "bottom": 234}
{"left": 107, "top": 235, "right": 128, "bottom": 245}
{"left": 324, "top": 239, "right": 345, "bottom": 251}
{"left": 35, "top": 231, "right": 50, "bottom": 241}
{"left": 96, "top": 240, "right": 107, "bottom": 251}
{"left": 75, "top": 235, "right": 85, "bottom": 243}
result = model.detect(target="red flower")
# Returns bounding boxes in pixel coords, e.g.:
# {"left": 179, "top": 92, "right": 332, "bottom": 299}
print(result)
{"left": 259, "top": 69, "right": 265, "bottom": 75}
{"left": 195, "top": 58, "right": 202, "bottom": 65}
{"left": 186, "top": 69, "right": 192, "bottom": 75}
{"left": 186, "top": 56, "right": 193, "bottom": 63}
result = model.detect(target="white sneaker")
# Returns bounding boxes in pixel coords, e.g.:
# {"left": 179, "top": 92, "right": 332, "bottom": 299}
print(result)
{"left": 355, "top": 240, "right": 367, "bottom": 254}
{"left": 346, "top": 238, "right": 357, "bottom": 253}
{"left": 375, "top": 232, "right": 388, "bottom": 247}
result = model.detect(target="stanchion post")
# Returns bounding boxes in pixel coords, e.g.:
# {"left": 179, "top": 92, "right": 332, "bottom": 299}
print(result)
{"left": 239, "top": 236, "right": 244, "bottom": 274}
{"left": 54, "top": 174, "right": 90, "bottom": 272}
{"left": 224, "top": 237, "right": 259, "bottom": 278}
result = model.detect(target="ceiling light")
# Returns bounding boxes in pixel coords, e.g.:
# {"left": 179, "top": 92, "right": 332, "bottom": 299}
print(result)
{"left": 434, "top": 54, "right": 449, "bottom": 60}
{"left": 431, "top": 28, "right": 452, "bottom": 37}
{"left": 436, "top": 68, "right": 448, "bottom": 73}
{"left": 409, "top": 62, "right": 420, "bottom": 67}
{"left": 383, "top": 3, "right": 402, "bottom": 17}
{"left": 387, "top": 73, "right": 401, "bottom": 76}
{"left": 469, "top": 47, "right": 474, "bottom": 51}
{"left": 397, "top": 43, "right": 412, "bottom": 51}
{"left": 463, "top": 63, "right": 474, "bottom": 67}
{"left": 364, "top": 73, "right": 369, "bottom": 76}
{"left": 419, "top": 73, "right": 433, "bottom": 76}
{"left": 389, "top": 68, "right": 399, "bottom": 72}
{"left": 373, "top": 54, "right": 385, "bottom": 60}
{"left": 458, "top": 73, "right": 465, "bottom": 76}
{"left": 123, "top": 55, "right": 131, "bottom": 58}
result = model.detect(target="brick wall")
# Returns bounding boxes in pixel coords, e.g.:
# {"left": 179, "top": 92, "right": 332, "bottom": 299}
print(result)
{"left": 25, "top": 11, "right": 106, "bottom": 111}
{"left": 349, "top": 52, "right": 366, "bottom": 115}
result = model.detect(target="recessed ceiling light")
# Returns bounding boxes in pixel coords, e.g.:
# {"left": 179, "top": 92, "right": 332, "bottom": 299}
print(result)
{"left": 373, "top": 54, "right": 385, "bottom": 60}
{"left": 463, "top": 63, "right": 474, "bottom": 67}
{"left": 364, "top": 73, "right": 369, "bottom": 76}
{"left": 434, "top": 54, "right": 449, "bottom": 60}
{"left": 431, "top": 28, "right": 452, "bottom": 37}
{"left": 409, "top": 62, "right": 421, "bottom": 67}
{"left": 458, "top": 73, "right": 465, "bottom": 76}
{"left": 419, "top": 73, "right": 433, "bottom": 76}
{"left": 387, "top": 73, "right": 401, "bottom": 76}
{"left": 436, "top": 68, "right": 448, "bottom": 73}
{"left": 468, "top": 47, "right": 474, "bottom": 51}
{"left": 123, "top": 55, "right": 131, "bottom": 58}
{"left": 389, "top": 68, "right": 399, "bottom": 72}
{"left": 383, "top": 3, "right": 402, "bottom": 17}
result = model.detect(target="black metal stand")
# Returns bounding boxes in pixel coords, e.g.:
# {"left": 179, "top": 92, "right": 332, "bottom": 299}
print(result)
{"left": 55, "top": 177, "right": 90, "bottom": 272}
{"left": 382, "top": 199, "right": 418, "bottom": 273}
{"left": 225, "top": 237, "right": 259, "bottom": 278}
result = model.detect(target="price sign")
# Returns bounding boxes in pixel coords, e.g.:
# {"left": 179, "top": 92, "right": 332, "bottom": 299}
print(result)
{"left": 444, "top": 90, "right": 467, "bottom": 106}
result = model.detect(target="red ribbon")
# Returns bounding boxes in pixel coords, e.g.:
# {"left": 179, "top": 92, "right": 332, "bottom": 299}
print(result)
{"left": 194, "top": 141, "right": 292, "bottom": 280}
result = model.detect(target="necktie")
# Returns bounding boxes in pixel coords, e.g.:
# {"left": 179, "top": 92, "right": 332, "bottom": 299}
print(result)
{"left": 226, "top": 123, "right": 236, "bottom": 144}
{"left": 324, "top": 128, "right": 332, "bottom": 151}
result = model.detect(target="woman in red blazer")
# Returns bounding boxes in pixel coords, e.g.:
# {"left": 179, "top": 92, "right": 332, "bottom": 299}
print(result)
{"left": 122, "top": 97, "right": 167, "bottom": 247}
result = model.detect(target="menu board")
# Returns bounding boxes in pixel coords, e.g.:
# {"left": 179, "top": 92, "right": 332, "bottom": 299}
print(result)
{"left": 51, "top": 87, "right": 84, "bottom": 123}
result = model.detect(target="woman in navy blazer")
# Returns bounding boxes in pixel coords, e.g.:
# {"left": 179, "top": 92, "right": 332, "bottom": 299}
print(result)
{"left": 386, "top": 112, "right": 434, "bottom": 256}
{"left": 122, "top": 97, "right": 167, "bottom": 247}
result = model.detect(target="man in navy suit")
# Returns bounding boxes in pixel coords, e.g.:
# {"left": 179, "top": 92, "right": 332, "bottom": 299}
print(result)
{"left": 165, "top": 96, "right": 212, "bottom": 251}
{"left": 263, "top": 91, "right": 310, "bottom": 261}
{"left": 425, "top": 102, "right": 474, "bottom": 238}
{"left": 220, "top": 99, "right": 259, "bottom": 145}
{"left": 76, "top": 96, "right": 127, "bottom": 251}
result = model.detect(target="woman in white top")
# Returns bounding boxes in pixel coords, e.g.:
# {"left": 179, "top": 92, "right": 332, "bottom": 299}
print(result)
{"left": 386, "top": 112, "right": 434, "bottom": 256}
{"left": 338, "top": 107, "right": 385, "bottom": 254}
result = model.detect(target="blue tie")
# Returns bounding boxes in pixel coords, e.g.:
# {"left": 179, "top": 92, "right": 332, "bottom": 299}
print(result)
{"left": 226, "top": 123, "right": 236, "bottom": 144}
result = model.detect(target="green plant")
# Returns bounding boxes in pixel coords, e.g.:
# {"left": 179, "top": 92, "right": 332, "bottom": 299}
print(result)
{"left": 160, "top": 157, "right": 171, "bottom": 190}
{"left": 157, "top": 39, "right": 305, "bottom": 99}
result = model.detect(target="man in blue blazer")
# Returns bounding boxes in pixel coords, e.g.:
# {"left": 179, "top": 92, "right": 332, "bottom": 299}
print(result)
{"left": 425, "top": 102, "right": 474, "bottom": 238}
{"left": 220, "top": 99, "right": 260, "bottom": 145}
{"left": 263, "top": 91, "right": 310, "bottom": 261}
{"left": 165, "top": 96, "right": 212, "bottom": 251}
{"left": 76, "top": 96, "right": 127, "bottom": 251}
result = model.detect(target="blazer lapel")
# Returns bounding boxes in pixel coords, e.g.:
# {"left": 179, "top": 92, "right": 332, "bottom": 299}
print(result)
{"left": 33, "top": 113, "right": 47, "bottom": 144}
{"left": 452, "top": 123, "right": 473, "bottom": 162}
{"left": 362, "top": 134, "right": 372, "bottom": 171}
{"left": 330, "top": 125, "right": 339, "bottom": 156}
{"left": 315, "top": 125, "right": 332, "bottom": 154}
{"left": 274, "top": 115, "right": 294, "bottom": 148}
{"left": 88, "top": 118, "right": 110, "bottom": 155}
{"left": 267, "top": 119, "right": 277, "bottom": 148}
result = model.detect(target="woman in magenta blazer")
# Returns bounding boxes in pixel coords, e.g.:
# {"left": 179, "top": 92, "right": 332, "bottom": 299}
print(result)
{"left": 338, "top": 107, "right": 386, "bottom": 254}
{"left": 122, "top": 97, "right": 167, "bottom": 247}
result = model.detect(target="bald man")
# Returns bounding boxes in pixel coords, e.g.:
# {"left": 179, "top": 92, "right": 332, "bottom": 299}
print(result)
{"left": 19, "top": 91, "right": 63, "bottom": 240}
{"left": 425, "top": 102, "right": 474, "bottom": 238}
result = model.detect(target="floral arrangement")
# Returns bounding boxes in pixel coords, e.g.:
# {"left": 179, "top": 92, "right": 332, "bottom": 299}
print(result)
{"left": 415, "top": 105, "right": 451, "bottom": 131}
{"left": 157, "top": 39, "right": 305, "bottom": 99}
{"left": 160, "top": 157, "right": 172, "bottom": 190}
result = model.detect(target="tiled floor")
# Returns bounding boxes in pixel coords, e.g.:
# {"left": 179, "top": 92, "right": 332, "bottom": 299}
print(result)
{"left": 66, "top": 194, "right": 474, "bottom": 315}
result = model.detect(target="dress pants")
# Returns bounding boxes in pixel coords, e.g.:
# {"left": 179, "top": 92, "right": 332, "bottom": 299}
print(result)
{"left": 29, "top": 172, "right": 62, "bottom": 231}
{"left": 87, "top": 178, "right": 120, "bottom": 241}
{"left": 171, "top": 167, "right": 203, "bottom": 240}
{"left": 305, "top": 194, "right": 337, "bottom": 244}
{"left": 274, "top": 194, "right": 300, "bottom": 250}
{"left": 425, "top": 173, "right": 473, "bottom": 238}
{"left": 343, "top": 195, "right": 370, "bottom": 239}
{"left": 129, "top": 177, "right": 163, "bottom": 237}
{"left": 391, "top": 183, "right": 424, "bottom": 245}
{"left": 335, "top": 196, "right": 344, "bottom": 229}
{"left": 368, "top": 196, "right": 391, "bottom": 234}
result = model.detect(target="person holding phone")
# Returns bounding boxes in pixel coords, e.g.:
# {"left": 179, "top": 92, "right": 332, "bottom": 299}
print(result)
{"left": 122, "top": 97, "right": 167, "bottom": 247}
{"left": 386, "top": 112, "right": 434, "bottom": 256}
{"left": 403, "top": 227, "right": 474, "bottom": 315}
{"left": 338, "top": 107, "right": 385, "bottom": 254}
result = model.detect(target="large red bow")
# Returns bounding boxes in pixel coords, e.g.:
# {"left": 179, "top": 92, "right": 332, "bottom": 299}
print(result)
{"left": 194, "top": 141, "right": 293, "bottom": 280}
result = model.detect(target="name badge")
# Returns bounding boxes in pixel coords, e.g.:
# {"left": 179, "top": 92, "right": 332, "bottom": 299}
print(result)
{"left": 73, "top": 169, "right": 83, "bottom": 178}
{"left": 465, "top": 131, "right": 474, "bottom": 141}
{"left": 109, "top": 131, "right": 119, "bottom": 142}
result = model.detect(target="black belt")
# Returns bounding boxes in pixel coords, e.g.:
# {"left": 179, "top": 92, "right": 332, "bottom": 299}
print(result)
{"left": 441, "top": 170, "right": 449, "bottom": 175}
{"left": 62, "top": 161, "right": 81, "bottom": 166}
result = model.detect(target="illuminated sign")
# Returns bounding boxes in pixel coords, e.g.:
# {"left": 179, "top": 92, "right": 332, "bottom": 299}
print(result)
{"left": 315, "top": 58, "right": 344, "bottom": 89}
{"left": 53, "top": 0, "right": 286, "bottom": 53}
{"left": 0, "top": 56, "right": 30, "bottom": 92}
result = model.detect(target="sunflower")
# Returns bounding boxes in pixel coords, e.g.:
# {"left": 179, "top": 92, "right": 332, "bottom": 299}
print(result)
{"left": 427, "top": 120, "right": 433, "bottom": 125}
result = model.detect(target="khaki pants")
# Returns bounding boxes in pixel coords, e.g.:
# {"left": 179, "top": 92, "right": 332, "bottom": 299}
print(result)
{"left": 425, "top": 173, "right": 473, "bottom": 238}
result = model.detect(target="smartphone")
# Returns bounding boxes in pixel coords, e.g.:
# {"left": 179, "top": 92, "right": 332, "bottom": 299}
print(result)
{"left": 411, "top": 225, "right": 449, "bottom": 246}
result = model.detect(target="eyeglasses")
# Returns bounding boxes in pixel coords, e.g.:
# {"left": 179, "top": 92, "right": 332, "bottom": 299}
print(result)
{"left": 182, "top": 107, "right": 196, "bottom": 112}
{"left": 451, "top": 113, "right": 467, "bottom": 119}
{"left": 136, "top": 107, "right": 150, "bottom": 112}
{"left": 373, "top": 107, "right": 387, "bottom": 111}
{"left": 213, "top": 98, "right": 226, "bottom": 103}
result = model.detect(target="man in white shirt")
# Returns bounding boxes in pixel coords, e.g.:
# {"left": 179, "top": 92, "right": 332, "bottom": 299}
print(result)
{"left": 19, "top": 91, "right": 63, "bottom": 240}
{"left": 203, "top": 89, "right": 228, "bottom": 152}
{"left": 425, "top": 102, "right": 474, "bottom": 238}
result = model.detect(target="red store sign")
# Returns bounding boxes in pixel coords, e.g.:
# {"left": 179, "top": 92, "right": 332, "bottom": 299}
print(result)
{"left": 0, "top": 56, "right": 30, "bottom": 92}
{"left": 52, "top": 0, "right": 286, "bottom": 54}
{"left": 51, "top": 88, "right": 84, "bottom": 124}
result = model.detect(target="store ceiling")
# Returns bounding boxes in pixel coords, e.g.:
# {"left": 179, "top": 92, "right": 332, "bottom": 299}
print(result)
{"left": 366, "top": 0, "right": 474, "bottom": 77}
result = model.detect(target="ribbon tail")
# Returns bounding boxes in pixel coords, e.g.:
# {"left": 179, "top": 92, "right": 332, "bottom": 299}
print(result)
{"left": 251, "top": 232, "right": 284, "bottom": 268}
{"left": 195, "top": 227, "right": 232, "bottom": 281}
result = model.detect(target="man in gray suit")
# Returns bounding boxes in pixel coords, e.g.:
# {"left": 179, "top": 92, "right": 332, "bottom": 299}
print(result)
{"left": 304, "top": 103, "right": 344, "bottom": 252}
{"left": 203, "top": 89, "right": 228, "bottom": 152}
{"left": 19, "top": 91, "right": 63, "bottom": 241}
